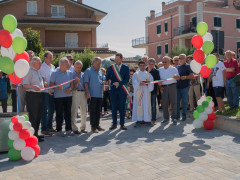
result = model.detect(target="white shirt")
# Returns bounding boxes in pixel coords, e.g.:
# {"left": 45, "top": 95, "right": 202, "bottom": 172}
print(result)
{"left": 117, "top": 63, "right": 122, "bottom": 72}
{"left": 159, "top": 65, "right": 179, "bottom": 85}
{"left": 39, "top": 62, "right": 55, "bottom": 86}
{"left": 212, "top": 61, "right": 226, "bottom": 87}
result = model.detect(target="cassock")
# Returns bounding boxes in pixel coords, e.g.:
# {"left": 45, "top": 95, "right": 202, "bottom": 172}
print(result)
{"left": 132, "top": 70, "right": 154, "bottom": 122}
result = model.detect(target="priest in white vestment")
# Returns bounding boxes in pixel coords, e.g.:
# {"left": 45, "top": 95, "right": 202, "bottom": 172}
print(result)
{"left": 132, "top": 61, "right": 154, "bottom": 127}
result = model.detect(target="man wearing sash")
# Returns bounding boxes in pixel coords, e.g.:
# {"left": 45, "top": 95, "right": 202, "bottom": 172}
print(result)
{"left": 132, "top": 61, "right": 154, "bottom": 127}
{"left": 105, "top": 53, "right": 130, "bottom": 130}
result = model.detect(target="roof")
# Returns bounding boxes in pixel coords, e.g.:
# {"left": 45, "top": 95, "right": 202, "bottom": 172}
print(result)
{"left": 18, "top": 19, "right": 100, "bottom": 25}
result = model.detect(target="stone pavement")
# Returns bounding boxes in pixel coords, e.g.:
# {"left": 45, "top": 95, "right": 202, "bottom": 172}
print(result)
{"left": 1, "top": 113, "right": 240, "bottom": 180}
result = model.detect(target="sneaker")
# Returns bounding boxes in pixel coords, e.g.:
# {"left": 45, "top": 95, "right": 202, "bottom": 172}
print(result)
{"left": 41, "top": 130, "right": 52, "bottom": 137}
{"left": 161, "top": 119, "right": 169, "bottom": 124}
{"left": 181, "top": 117, "right": 187, "bottom": 121}
{"left": 172, "top": 119, "right": 177, "bottom": 125}
{"left": 57, "top": 131, "right": 65, "bottom": 137}
{"left": 66, "top": 130, "right": 74, "bottom": 136}
{"left": 134, "top": 121, "right": 141, "bottom": 128}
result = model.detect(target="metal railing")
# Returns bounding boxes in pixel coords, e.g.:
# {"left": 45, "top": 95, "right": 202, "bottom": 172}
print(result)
{"left": 174, "top": 24, "right": 196, "bottom": 36}
{"left": 44, "top": 42, "right": 108, "bottom": 48}
{"left": 132, "top": 37, "right": 148, "bottom": 47}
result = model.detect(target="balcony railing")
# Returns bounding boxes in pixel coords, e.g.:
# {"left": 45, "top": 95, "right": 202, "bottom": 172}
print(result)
{"left": 174, "top": 24, "right": 196, "bottom": 36}
{"left": 44, "top": 42, "right": 108, "bottom": 49}
{"left": 132, "top": 37, "right": 148, "bottom": 47}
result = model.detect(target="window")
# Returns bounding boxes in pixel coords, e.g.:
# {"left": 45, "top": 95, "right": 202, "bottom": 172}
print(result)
{"left": 157, "top": 45, "right": 162, "bottom": 55}
{"left": 65, "top": 33, "right": 78, "bottom": 48}
{"left": 157, "top": 25, "right": 161, "bottom": 34}
{"left": 51, "top": 5, "right": 65, "bottom": 17}
{"left": 27, "top": 1, "right": 37, "bottom": 15}
{"left": 165, "top": 22, "right": 168, "bottom": 32}
{"left": 192, "top": 17, "right": 197, "bottom": 27}
{"left": 214, "top": 17, "right": 222, "bottom": 27}
{"left": 165, "top": 44, "right": 168, "bottom": 54}
{"left": 237, "top": 19, "right": 240, "bottom": 29}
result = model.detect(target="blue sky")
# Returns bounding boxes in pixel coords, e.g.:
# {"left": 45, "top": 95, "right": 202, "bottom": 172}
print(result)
{"left": 84, "top": 0, "right": 162, "bottom": 58}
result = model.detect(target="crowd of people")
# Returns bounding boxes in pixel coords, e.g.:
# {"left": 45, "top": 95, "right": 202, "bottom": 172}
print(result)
{"left": 0, "top": 49, "right": 240, "bottom": 142}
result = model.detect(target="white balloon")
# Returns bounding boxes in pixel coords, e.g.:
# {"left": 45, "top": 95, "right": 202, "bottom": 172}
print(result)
{"left": 18, "top": 116, "right": 26, "bottom": 124}
{"left": 205, "top": 107, "right": 213, "bottom": 114}
{"left": 9, "top": 123, "right": 14, "bottom": 130}
{"left": 199, "top": 112, "right": 208, "bottom": 121}
{"left": 21, "top": 147, "right": 35, "bottom": 161}
{"left": 8, "top": 130, "right": 19, "bottom": 140}
{"left": 13, "top": 138, "right": 26, "bottom": 150}
{"left": 209, "top": 101, "right": 214, "bottom": 108}
{"left": 1, "top": 46, "right": 16, "bottom": 60}
{"left": 22, "top": 121, "right": 31, "bottom": 130}
{"left": 11, "top": 28, "right": 23, "bottom": 39}
{"left": 200, "top": 96, "right": 206, "bottom": 102}
{"left": 193, "top": 119, "right": 203, "bottom": 129}
{"left": 29, "top": 127, "right": 35, "bottom": 136}
{"left": 190, "top": 60, "right": 202, "bottom": 74}
{"left": 197, "top": 99, "right": 203, "bottom": 106}
{"left": 202, "top": 32, "right": 213, "bottom": 42}
{"left": 14, "top": 59, "right": 30, "bottom": 78}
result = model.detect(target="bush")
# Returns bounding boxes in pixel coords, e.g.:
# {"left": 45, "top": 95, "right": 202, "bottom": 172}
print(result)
{"left": 170, "top": 45, "right": 195, "bottom": 57}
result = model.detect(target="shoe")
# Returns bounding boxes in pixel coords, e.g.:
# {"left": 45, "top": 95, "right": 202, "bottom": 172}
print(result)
{"left": 73, "top": 130, "right": 81, "bottom": 134}
{"left": 97, "top": 126, "right": 105, "bottom": 131}
{"left": 57, "top": 131, "right": 65, "bottom": 137}
{"left": 41, "top": 130, "right": 52, "bottom": 137}
{"left": 48, "top": 129, "right": 57, "bottom": 133}
{"left": 181, "top": 117, "right": 186, "bottom": 121}
{"left": 109, "top": 125, "right": 117, "bottom": 130}
{"left": 172, "top": 119, "right": 177, "bottom": 125}
{"left": 77, "top": 114, "right": 80, "bottom": 118}
{"left": 152, "top": 121, "right": 157, "bottom": 125}
{"left": 141, "top": 120, "right": 145, "bottom": 124}
{"left": 161, "top": 119, "right": 169, "bottom": 124}
{"left": 176, "top": 117, "right": 180, "bottom": 121}
{"left": 37, "top": 135, "right": 44, "bottom": 139}
{"left": 81, "top": 129, "right": 88, "bottom": 133}
{"left": 147, "top": 122, "right": 154, "bottom": 127}
{"left": 66, "top": 130, "right": 74, "bottom": 136}
{"left": 134, "top": 122, "right": 141, "bottom": 128}
{"left": 91, "top": 128, "right": 99, "bottom": 133}
{"left": 120, "top": 125, "right": 127, "bottom": 130}
{"left": 127, "top": 115, "right": 131, "bottom": 119}
{"left": 37, "top": 136, "right": 44, "bottom": 142}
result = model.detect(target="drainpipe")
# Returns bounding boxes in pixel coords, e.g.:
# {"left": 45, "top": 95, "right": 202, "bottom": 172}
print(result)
{"left": 171, "top": 15, "right": 173, "bottom": 52}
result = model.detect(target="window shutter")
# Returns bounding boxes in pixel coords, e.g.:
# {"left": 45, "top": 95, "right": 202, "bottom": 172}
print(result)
{"left": 165, "top": 44, "right": 168, "bottom": 54}
{"left": 27, "top": 2, "right": 31, "bottom": 14}
{"left": 165, "top": 22, "right": 168, "bottom": 32}
{"left": 218, "top": 18, "right": 222, "bottom": 27}
{"left": 237, "top": 19, "right": 240, "bottom": 28}
{"left": 32, "top": 1, "right": 37, "bottom": 15}
{"left": 27, "top": 1, "right": 37, "bottom": 15}
{"left": 214, "top": 17, "right": 217, "bottom": 27}
{"left": 51, "top": 6, "right": 58, "bottom": 17}
{"left": 157, "top": 25, "right": 161, "bottom": 34}
{"left": 59, "top": 6, "right": 65, "bottom": 17}
{"left": 157, "top": 46, "right": 162, "bottom": 55}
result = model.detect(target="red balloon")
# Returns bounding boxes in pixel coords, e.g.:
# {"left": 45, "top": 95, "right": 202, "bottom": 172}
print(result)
{"left": 0, "top": 30, "right": 13, "bottom": 48}
{"left": 32, "top": 145, "right": 40, "bottom": 157}
{"left": 15, "top": 51, "right": 30, "bottom": 62}
{"left": 193, "top": 50, "right": 205, "bottom": 64}
{"left": 9, "top": 72, "right": 23, "bottom": 85}
{"left": 25, "top": 136, "right": 38, "bottom": 147}
{"left": 200, "top": 65, "right": 211, "bottom": 78}
{"left": 212, "top": 107, "right": 215, "bottom": 112}
{"left": 19, "top": 129, "right": 30, "bottom": 140}
{"left": 208, "top": 112, "right": 216, "bottom": 121}
{"left": 192, "top": 35, "right": 203, "bottom": 49}
{"left": 11, "top": 116, "right": 18, "bottom": 124}
{"left": 13, "top": 122, "right": 23, "bottom": 132}
{"left": 203, "top": 120, "right": 214, "bottom": 130}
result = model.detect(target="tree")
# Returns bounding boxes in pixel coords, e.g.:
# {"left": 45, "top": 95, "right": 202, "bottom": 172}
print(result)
{"left": 170, "top": 45, "right": 195, "bottom": 57}
{"left": 24, "top": 28, "right": 44, "bottom": 55}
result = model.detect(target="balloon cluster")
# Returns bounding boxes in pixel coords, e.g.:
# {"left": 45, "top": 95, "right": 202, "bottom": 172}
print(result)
{"left": 8, "top": 115, "right": 40, "bottom": 161}
{"left": 193, "top": 96, "right": 216, "bottom": 130}
{"left": 0, "top": 14, "right": 30, "bottom": 85}
{"left": 190, "top": 22, "right": 217, "bottom": 78}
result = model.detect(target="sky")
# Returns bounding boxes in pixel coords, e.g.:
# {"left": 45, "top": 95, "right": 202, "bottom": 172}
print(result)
{"left": 83, "top": 0, "right": 163, "bottom": 58}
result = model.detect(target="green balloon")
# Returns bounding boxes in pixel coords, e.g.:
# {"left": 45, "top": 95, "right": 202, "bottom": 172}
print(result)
{"left": 202, "top": 101, "right": 209, "bottom": 108}
{"left": 206, "top": 54, "right": 217, "bottom": 69}
{"left": 22, "top": 114, "right": 29, "bottom": 121}
{"left": 196, "top": 22, "right": 208, "bottom": 36}
{"left": 193, "top": 111, "right": 199, "bottom": 119}
{"left": 196, "top": 105, "right": 204, "bottom": 113}
{"left": 202, "top": 41, "right": 214, "bottom": 55}
{"left": 0, "top": 56, "right": 14, "bottom": 74}
{"left": 8, "top": 148, "right": 21, "bottom": 161}
{"left": 2, "top": 14, "right": 17, "bottom": 33}
{"left": 12, "top": 36, "right": 27, "bottom": 54}
{"left": 8, "top": 139, "right": 14, "bottom": 148}
{"left": 206, "top": 96, "right": 212, "bottom": 102}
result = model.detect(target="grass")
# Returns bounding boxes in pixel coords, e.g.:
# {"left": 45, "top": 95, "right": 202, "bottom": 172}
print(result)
{"left": 216, "top": 101, "right": 240, "bottom": 117}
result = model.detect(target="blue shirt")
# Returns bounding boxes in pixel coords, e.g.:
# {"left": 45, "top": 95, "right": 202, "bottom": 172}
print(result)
{"left": 73, "top": 71, "right": 85, "bottom": 90}
{"left": 0, "top": 76, "right": 8, "bottom": 100}
{"left": 177, "top": 63, "right": 193, "bottom": 89}
{"left": 50, "top": 69, "right": 73, "bottom": 98}
{"left": 84, "top": 66, "right": 104, "bottom": 98}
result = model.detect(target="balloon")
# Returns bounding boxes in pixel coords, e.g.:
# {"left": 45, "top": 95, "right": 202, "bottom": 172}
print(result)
{"left": 0, "top": 30, "right": 13, "bottom": 48}
{"left": 193, "top": 50, "right": 205, "bottom": 64}
{"left": 205, "top": 54, "right": 217, "bottom": 69}
{"left": 202, "top": 41, "right": 214, "bottom": 55}
{"left": 15, "top": 51, "right": 30, "bottom": 62}
{"left": 208, "top": 113, "right": 216, "bottom": 120}
{"left": 11, "top": 28, "right": 23, "bottom": 39}
{"left": 193, "top": 111, "right": 199, "bottom": 119}
{"left": 1, "top": 46, "right": 16, "bottom": 60}
{"left": 13, "top": 122, "right": 23, "bottom": 132}
{"left": 212, "top": 107, "right": 215, "bottom": 112}
{"left": 209, "top": 101, "right": 214, "bottom": 108}
{"left": 32, "top": 145, "right": 40, "bottom": 157}
{"left": 202, "top": 32, "right": 213, "bottom": 42}
{"left": 25, "top": 136, "right": 38, "bottom": 147}
{"left": 196, "top": 22, "right": 208, "bottom": 36}
{"left": 8, "top": 148, "right": 21, "bottom": 161}
{"left": 8, "top": 139, "right": 14, "bottom": 148}
{"left": 11, "top": 116, "right": 18, "bottom": 124}
{"left": 8, "top": 72, "right": 23, "bottom": 85}
{"left": 29, "top": 127, "right": 35, "bottom": 136}
{"left": 206, "top": 96, "right": 212, "bottom": 102}
{"left": 0, "top": 56, "right": 14, "bottom": 74}
{"left": 202, "top": 101, "right": 209, "bottom": 108}
{"left": 18, "top": 116, "right": 26, "bottom": 124}
{"left": 190, "top": 60, "right": 202, "bottom": 74}
{"left": 14, "top": 59, "right": 30, "bottom": 78}
{"left": 200, "top": 65, "right": 211, "bottom": 78}
{"left": 197, "top": 99, "right": 203, "bottom": 106}
{"left": 205, "top": 107, "right": 213, "bottom": 114}
{"left": 19, "top": 129, "right": 30, "bottom": 140}
{"left": 22, "top": 121, "right": 31, "bottom": 130}
{"left": 9, "top": 122, "right": 14, "bottom": 130}
{"left": 2, "top": 14, "right": 17, "bottom": 33}
{"left": 192, "top": 35, "right": 203, "bottom": 49}
{"left": 8, "top": 130, "right": 19, "bottom": 140}
{"left": 13, "top": 138, "right": 26, "bottom": 150}
{"left": 199, "top": 113, "right": 208, "bottom": 121}
{"left": 21, "top": 147, "right": 35, "bottom": 161}
{"left": 196, "top": 105, "right": 204, "bottom": 113}
{"left": 23, "top": 114, "right": 29, "bottom": 121}
{"left": 203, "top": 120, "right": 214, "bottom": 130}
{"left": 200, "top": 96, "right": 206, "bottom": 102}
{"left": 193, "top": 119, "right": 203, "bottom": 129}
{"left": 12, "top": 36, "right": 27, "bottom": 54}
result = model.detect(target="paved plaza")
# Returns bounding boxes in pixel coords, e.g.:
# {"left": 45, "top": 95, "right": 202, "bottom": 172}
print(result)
{"left": 1, "top": 113, "right": 240, "bottom": 180}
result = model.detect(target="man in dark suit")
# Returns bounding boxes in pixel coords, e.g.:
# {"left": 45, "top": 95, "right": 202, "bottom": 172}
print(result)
{"left": 105, "top": 53, "right": 130, "bottom": 130}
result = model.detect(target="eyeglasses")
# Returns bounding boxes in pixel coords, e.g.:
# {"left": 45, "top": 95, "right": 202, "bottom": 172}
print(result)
{"left": 162, "top": 61, "right": 168, "bottom": 63}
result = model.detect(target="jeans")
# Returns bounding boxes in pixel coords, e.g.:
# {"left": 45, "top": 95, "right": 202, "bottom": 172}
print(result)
{"left": 11, "top": 90, "right": 17, "bottom": 112}
{"left": 151, "top": 93, "right": 157, "bottom": 121}
{"left": 226, "top": 79, "right": 239, "bottom": 109}
{"left": 41, "top": 93, "right": 55, "bottom": 131}
{"left": 177, "top": 86, "right": 190, "bottom": 118}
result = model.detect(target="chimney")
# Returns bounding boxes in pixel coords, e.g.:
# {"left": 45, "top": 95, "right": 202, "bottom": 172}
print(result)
{"left": 162, "top": 2, "right": 165, "bottom": 6}
{"left": 75, "top": 0, "right": 82, "bottom": 3}
{"left": 150, "top": 10, "right": 155, "bottom": 19}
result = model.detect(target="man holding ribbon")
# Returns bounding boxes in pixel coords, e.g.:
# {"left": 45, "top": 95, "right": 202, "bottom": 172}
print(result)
{"left": 105, "top": 53, "right": 130, "bottom": 130}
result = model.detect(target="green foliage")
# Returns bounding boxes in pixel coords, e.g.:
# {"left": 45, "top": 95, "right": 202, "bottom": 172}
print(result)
{"left": 169, "top": 45, "right": 195, "bottom": 57}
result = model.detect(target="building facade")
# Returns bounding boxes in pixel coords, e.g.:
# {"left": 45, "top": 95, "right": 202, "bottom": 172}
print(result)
{"left": 0, "top": 0, "right": 116, "bottom": 58}
{"left": 132, "top": 0, "right": 240, "bottom": 62}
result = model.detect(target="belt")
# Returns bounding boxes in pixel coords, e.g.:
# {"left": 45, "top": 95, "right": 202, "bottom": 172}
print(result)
{"left": 162, "top": 83, "right": 176, "bottom": 87}
{"left": 77, "top": 90, "right": 85, "bottom": 92}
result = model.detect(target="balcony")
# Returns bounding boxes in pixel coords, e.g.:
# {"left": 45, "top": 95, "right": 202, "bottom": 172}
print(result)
{"left": 174, "top": 24, "right": 197, "bottom": 39}
{"left": 132, "top": 37, "right": 148, "bottom": 48}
